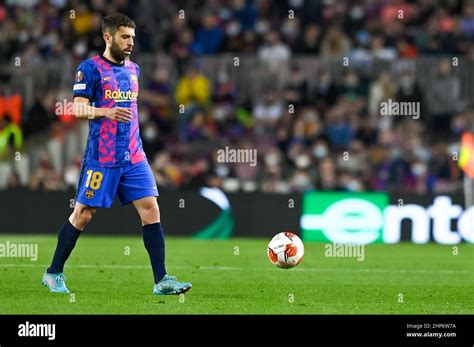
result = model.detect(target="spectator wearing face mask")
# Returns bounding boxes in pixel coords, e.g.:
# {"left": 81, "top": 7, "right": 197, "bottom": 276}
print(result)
{"left": 223, "top": 19, "right": 244, "bottom": 52}
{"left": 395, "top": 69, "right": 426, "bottom": 124}
{"left": 141, "top": 120, "right": 164, "bottom": 159}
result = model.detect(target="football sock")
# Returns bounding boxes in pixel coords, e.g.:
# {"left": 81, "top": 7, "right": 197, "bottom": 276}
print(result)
{"left": 47, "top": 220, "right": 81, "bottom": 274}
{"left": 143, "top": 222, "right": 167, "bottom": 284}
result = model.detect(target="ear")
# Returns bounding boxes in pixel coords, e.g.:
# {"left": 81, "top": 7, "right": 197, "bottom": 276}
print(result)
{"left": 103, "top": 32, "right": 112, "bottom": 45}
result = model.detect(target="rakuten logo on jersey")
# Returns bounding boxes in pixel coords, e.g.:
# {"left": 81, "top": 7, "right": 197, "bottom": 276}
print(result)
{"left": 104, "top": 89, "right": 138, "bottom": 102}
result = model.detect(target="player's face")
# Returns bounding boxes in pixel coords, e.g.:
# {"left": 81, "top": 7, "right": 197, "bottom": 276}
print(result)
{"left": 106, "top": 26, "right": 135, "bottom": 62}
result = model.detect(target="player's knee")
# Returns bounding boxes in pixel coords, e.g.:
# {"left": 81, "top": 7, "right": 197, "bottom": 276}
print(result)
{"left": 82, "top": 208, "right": 96, "bottom": 223}
{"left": 71, "top": 206, "right": 96, "bottom": 230}
{"left": 141, "top": 204, "right": 160, "bottom": 225}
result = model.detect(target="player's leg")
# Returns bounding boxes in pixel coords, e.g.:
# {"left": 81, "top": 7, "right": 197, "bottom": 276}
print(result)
{"left": 132, "top": 196, "right": 192, "bottom": 295}
{"left": 42, "top": 202, "right": 96, "bottom": 293}
{"left": 43, "top": 165, "right": 119, "bottom": 293}
{"left": 48, "top": 202, "right": 97, "bottom": 272}
{"left": 132, "top": 196, "right": 165, "bottom": 282}
{"left": 117, "top": 162, "right": 191, "bottom": 295}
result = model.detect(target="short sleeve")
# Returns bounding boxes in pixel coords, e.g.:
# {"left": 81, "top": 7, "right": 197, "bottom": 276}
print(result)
{"left": 135, "top": 63, "right": 140, "bottom": 79}
{"left": 73, "top": 60, "right": 96, "bottom": 100}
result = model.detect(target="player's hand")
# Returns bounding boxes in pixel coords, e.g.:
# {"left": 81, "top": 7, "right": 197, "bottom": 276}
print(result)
{"left": 103, "top": 107, "right": 132, "bottom": 122}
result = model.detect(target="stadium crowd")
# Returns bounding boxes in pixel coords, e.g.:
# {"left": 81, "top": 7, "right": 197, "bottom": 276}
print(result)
{"left": 0, "top": 0, "right": 473, "bottom": 194}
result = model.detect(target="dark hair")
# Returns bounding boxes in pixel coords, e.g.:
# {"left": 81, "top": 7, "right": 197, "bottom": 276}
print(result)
{"left": 102, "top": 13, "right": 136, "bottom": 35}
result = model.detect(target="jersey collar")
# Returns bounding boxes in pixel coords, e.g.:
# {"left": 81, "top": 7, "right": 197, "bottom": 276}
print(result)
{"left": 99, "top": 53, "right": 125, "bottom": 67}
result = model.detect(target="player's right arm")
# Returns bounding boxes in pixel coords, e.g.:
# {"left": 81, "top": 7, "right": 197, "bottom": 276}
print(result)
{"left": 72, "top": 60, "right": 131, "bottom": 122}
{"left": 73, "top": 97, "right": 132, "bottom": 122}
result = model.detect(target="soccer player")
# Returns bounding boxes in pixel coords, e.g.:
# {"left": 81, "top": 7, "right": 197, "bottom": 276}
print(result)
{"left": 42, "top": 13, "right": 192, "bottom": 295}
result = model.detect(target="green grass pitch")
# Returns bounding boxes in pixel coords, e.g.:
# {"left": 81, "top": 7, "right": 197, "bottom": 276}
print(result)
{"left": 0, "top": 234, "right": 472, "bottom": 314}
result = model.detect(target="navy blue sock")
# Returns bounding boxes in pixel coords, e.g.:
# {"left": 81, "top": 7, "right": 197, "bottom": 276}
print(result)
{"left": 143, "top": 222, "right": 167, "bottom": 284}
{"left": 47, "top": 221, "right": 81, "bottom": 274}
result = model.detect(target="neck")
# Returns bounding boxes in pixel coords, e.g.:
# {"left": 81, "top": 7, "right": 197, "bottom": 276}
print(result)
{"left": 102, "top": 49, "right": 123, "bottom": 64}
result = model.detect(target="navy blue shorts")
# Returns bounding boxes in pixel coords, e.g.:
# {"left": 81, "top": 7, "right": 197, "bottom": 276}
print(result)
{"left": 75, "top": 160, "right": 158, "bottom": 208}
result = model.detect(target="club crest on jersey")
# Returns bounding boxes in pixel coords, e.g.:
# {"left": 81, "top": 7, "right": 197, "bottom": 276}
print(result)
{"left": 75, "top": 71, "right": 84, "bottom": 82}
{"left": 131, "top": 74, "right": 137, "bottom": 82}
{"left": 85, "top": 190, "right": 94, "bottom": 199}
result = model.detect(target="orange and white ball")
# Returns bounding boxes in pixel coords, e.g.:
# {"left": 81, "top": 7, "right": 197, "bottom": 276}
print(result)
{"left": 267, "top": 232, "right": 304, "bottom": 269}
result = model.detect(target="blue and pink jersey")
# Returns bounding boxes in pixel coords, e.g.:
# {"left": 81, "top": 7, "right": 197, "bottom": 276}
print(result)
{"left": 73, "top": 54, "right": 146, "bottom": 167}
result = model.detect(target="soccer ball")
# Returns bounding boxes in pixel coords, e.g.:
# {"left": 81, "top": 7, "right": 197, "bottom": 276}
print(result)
{"left": 267, "top": 232, "right": 304, "bottom": 269}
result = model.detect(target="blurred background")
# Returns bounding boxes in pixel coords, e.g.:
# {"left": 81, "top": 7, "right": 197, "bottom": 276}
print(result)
{"left": 0, "top": 0, "right": 473, "bottom": 197}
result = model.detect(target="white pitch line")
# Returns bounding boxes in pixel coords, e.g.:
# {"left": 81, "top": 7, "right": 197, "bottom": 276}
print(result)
{"left": 0, "top": 263, "right": 470, "bottom": 274}
{"left": 293, "top": 268, "right": 472, "bottom": 274}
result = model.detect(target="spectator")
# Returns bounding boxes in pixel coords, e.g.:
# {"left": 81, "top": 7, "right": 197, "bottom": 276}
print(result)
{"left": 28, "top": 152, "right": 62, "bottom": 191}
{"left": 325, "top": 106, "right": 355, "bottom": 149}
{"left": 283, "top": 64, "right": 309, "bottom": 107}
{"left": 192, "top": 12, "right": 225, "bottom": 54}
{"left": 212, "top": 68, "right": 237, "bottom": 124}
{"left": 141, "top": 120, "right": 164, "bottom": 159}
{"left": 6, "top": 170, "right": 21, "bottom": 190}
{"left": 369, "top": 35, "right": 397, "bottom": 61}
{"left": 314, "top": 71, "right": 339, "bottom": 109}
{"left": 253, "top": 90, "right": 284, "bottom": 127}
{"left": 175, "top": 63, "right": 211, "bottom": 109}
{"left": 426, "top": 59, "right": 461, "bottom": 133}
{"left": 0, "top": 116, "right": 23, "bottom": 189}
{"left": 460, "top": 1, "right": 474, "bottom": 39}
{"left": 141, "top": 67, "right": 174, "bottom": 133}
{"left": 222, "top": 18, "right": 244, "bottom": 52}
{"left": 340, "top": 70, "right": 366, "bottom": 100}
{"left": 169, "top": 28, "right": 194, "bottom": 75}
{"left": 257, "top": 30, "right": 291, "bottom": 72}
{"left": 181, "top": 109, "right": 214, "bottom": 143}
{"left": 369, "top": 71, "right": 397, "bottom": 131}
{"left": 395, "top": 69, "right": 425, "bottom": 123}
{"left": 64, "top": 155, "right": 82, "bottom": 189}
{"left": 294, "top": 24, "right": 321, "bottom": 54}
{"left": 320, "top": 26, "right": 351, "bottom": 59}
{"left": 0, "top": 0, "right": 472, "bottom": 196}
{"left": 0, "top": 116, "right": 23, "bottom": 159}
{"left": 231, "top": 0, "right": 258, "bottom": 31}
{"left": 317, "top": 157, "right": 338, "bottom": 191}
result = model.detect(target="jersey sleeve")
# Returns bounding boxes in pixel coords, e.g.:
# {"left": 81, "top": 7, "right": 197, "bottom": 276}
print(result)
{"left": 73, "top": 60, "right": 97, "bottom": 100}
